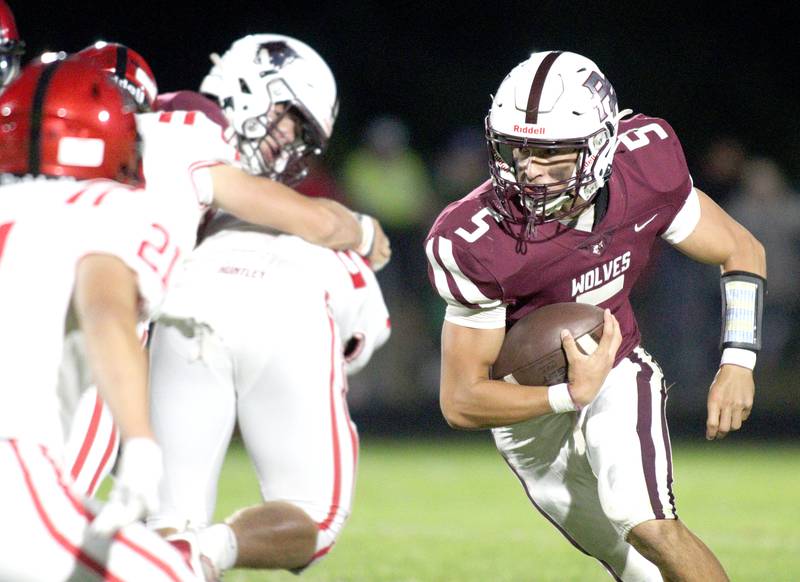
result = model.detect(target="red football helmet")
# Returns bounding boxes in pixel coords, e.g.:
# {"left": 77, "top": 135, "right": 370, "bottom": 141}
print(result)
{"left": 76, "top": 41, "right": 158, "bottom": 112}
{"left": 0, "top": 0, "right": 24, "bottom": 89}
{"left": 0, "top": 58, "right": 140, "bottom": 182}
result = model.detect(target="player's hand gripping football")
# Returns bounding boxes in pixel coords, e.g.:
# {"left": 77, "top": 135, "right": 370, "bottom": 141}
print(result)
{"left": 89, "top": 438, "right": 163, "bottom": 536}
{"left": 367, "top": 218, "right": 391, "bottom": 272}
{"left": 560, "top": 308, "right": 622, "bottom": 408}
{"left": 705, "top": 364, "right": 754, "bottom": 440}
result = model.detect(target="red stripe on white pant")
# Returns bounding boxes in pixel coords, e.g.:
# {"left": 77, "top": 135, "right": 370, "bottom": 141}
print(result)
{"left": 312, "top": 292, "right": 354, "bottom": 560}
{"left": 70, "top": 392, "right": 119, "bottom": 497}
{"left": 70, "top": 392, "right": 104, "bottom": 483}
{"left": 10, "top": 440, "right": 126, "bottom": 582}
{"left": 318, "top": 292, "right": 343, "bottom": 533}
{"left": 13, "top": 440, "right": 185, "bottom": 581}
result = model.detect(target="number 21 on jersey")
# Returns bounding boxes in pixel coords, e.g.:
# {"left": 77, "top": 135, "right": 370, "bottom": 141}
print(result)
{"left": 138, "top": 223, "right": 181, "bottom": 288}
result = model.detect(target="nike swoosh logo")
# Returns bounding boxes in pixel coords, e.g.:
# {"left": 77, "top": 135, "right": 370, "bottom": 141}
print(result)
{"left": 634, "top": 214, "right": 658, "bottom": 232}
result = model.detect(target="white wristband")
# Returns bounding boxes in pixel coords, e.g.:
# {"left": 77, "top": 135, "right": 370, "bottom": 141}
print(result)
{"left": 355, "top": 213, "right": 375, "bottom": 257}
{"left": 720, "top": 347, "right": 757, "bottom": 370}
{"left": 547, "top": 383, "right": 578, "bottom": 413}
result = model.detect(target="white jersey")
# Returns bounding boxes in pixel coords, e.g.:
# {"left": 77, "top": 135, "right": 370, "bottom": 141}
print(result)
{"left": 164, "top": 214, "right": 391, "bottom": 374}
{"left": 136, "top": 109, "right": 239, "bottom": 245}
{"left": 149, "top": 219, "right": 390, "bottom": 560}
{"left": 58, "top": 110, "right": 240, "bottom": 492}
{"left": 0, "top": 177, "right": 194, "bottom": 452}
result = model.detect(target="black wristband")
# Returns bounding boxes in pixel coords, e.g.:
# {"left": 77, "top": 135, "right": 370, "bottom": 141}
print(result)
{"left": 719, "top": 271, "right": 766, "bottom": 351}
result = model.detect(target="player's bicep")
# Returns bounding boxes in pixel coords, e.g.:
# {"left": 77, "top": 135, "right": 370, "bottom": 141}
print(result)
{"left": 672, "top": 188, "right": 749, "bottom": 265}
{"left": 440, "top": 321, "right": 505, "bottom": 400}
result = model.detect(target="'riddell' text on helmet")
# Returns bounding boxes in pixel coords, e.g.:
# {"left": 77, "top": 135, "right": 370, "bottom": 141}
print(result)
{"left": 199, "top": 34, "right": 338, "bottom": 185}
{"left": 76, "top": 41, "right": 158, "bottom": 112}
{"left": 485, "top": 50, "right": 630, "bottom": 239}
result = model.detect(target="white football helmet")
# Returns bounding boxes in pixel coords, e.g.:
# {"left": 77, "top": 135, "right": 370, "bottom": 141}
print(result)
{"left": 200, "top": 34, "right": 338, "bottom": 184}
{"left": 485, "top": 50, "right": 630, "bottom": 237}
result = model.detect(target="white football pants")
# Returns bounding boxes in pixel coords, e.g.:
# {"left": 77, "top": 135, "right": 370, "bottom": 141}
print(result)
{"left": 493, "top": 347, "right": 673, "bottom": 581}
{"left": 147, "top": 269, "right": 358, "bottom": 565}
{"left": 0, "top": 438, "right": 200, "bottom": 582}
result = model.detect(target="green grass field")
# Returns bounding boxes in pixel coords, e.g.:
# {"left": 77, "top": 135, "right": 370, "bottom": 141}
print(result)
{"left": 209, "top": 437, "right": 799, "bottom": 582}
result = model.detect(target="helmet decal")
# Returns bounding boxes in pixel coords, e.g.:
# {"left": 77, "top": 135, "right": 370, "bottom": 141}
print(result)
{"left": 582, "top": 70, "right": 617, "bottom": 123}
{"left": 75, "top": 42, "right": 158, "bottom": 112}
{"left": 257, "top": 41, "right": 299, "bottom": 71}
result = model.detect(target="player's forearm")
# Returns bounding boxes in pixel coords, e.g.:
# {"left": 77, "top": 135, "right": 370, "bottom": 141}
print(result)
{"left": 82, "top": 319, "right": 153, "bottom": 441}
{"left": 720, "top": 228, "right": 766, "bottom": 277}
{"left": 247, "top": 195, "right": 363, "bottom": 250}
{"left": 303, "top": 198, "right": 362, "bottom": 249}
{"left": 440, "top": 378, "right": 552, "bottom": 430}
{"left": 74, "top": 256, "right": 153, "bottom": 442}
{"left": 211, "top": 166, "right": 362, "bottom": 249}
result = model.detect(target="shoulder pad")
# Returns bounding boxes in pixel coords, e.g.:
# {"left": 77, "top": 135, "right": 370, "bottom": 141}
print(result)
{"left": 615, "top": 114, "right": 691, "bottom": 196}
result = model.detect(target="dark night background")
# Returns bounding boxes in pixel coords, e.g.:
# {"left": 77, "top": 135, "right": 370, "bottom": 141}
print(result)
{"left": 14, "top": 2, "right": 800, "bottom": 176}
{"left": 11, "top": 2, "right": 800, "bottom": 438}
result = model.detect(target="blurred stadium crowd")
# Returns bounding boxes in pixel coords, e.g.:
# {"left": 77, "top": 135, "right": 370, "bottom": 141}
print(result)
{"left": 314, "top": 119, "right": 800, "bottom": 437}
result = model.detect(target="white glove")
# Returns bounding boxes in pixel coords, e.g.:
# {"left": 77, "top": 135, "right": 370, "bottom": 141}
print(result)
{"left": 89, "top": 437, "right": 163, "bottom": 536}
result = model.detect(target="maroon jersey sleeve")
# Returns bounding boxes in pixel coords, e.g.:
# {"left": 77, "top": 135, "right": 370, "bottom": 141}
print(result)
{"left": 615, "top": 114, "right": 694, "bottom": 234}
{"left": 426, "top": 232, "right": 504, "bottom": 311}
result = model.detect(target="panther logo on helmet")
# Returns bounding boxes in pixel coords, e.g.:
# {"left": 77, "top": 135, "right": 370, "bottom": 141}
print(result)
{"left": 257, "top": 41, "right": 299, "bottom": 71}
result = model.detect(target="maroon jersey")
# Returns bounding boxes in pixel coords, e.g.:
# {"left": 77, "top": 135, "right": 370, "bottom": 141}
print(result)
{"left": 426, "top": 114, "right": 694, "bottom": 362}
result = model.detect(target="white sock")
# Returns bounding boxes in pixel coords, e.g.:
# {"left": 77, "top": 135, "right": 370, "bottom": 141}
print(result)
{"left": 197, "top": 523, "right": 238, "bottom": 571}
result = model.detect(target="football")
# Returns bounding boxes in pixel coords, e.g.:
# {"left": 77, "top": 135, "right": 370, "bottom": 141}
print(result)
{"left": 491, "top": 302, "right": 605, "bottom": 386}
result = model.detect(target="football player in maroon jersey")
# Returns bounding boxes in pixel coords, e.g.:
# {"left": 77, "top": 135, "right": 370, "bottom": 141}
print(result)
{"left": 426, "top": 50, "right": 765, "bottom": 581}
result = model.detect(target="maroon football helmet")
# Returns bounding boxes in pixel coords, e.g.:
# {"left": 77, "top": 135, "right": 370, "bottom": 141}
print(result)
{"left": 76, "top": 41, "right": 158, "bottom": 112}
{"left": 0, "top": 0, "right": 24, "bottom": 89}
{"left": 0, "top": 58, "right": 140, "bottom": 182}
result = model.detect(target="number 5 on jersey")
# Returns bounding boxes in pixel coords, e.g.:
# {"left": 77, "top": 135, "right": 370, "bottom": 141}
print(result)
{"left": 456, "top": 208, "right": 495, "bottom": 243}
